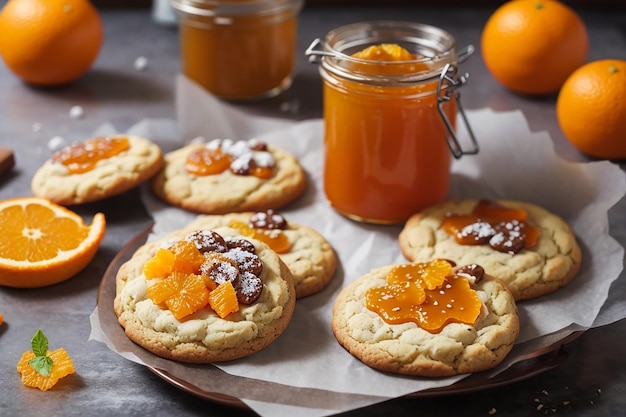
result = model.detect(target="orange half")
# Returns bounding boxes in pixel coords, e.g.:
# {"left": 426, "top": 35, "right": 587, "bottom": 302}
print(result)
{"left": 0, "top": 197, "right": 106, "bottom": 288}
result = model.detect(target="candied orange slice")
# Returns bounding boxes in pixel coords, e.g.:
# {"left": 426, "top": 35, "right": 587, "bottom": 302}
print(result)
{"left": 143, "top": 248, "right": 175, "bottom": 280}
{"left": 146, "top": 272, "right": 185, "bottom": 305}
{"left": 169, "top": 240, "right": 205, "bottom": 274}
{"left": 16, "top": 329, "right": 75, "bottom": 391}
{"left": 0, "top": 197, "right": 106, "bottom": 288}
{"left": 17, "top": 348, "right": 75, "bottom": 391}
{"left": 161, "top": 272, "right": 210, "bottom": 320}
{"left": 185, "top": 147, "right": 232, "bottom": 176}
{"left": 0, "top": 313, "right": 3, "bottom": 326}
{"left": 208, "top": 280, "right": 239, "bottom": 318}
{"left": 228, "top": 219, "right": 290, "bottom": 254}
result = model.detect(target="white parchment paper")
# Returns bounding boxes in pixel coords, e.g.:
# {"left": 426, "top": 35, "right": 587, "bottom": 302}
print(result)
{"left": 90, "top": 76, "right": 626, "bottom": 417}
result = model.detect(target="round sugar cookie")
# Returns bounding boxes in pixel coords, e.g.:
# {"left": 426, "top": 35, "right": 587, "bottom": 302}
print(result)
{"left": 113, "top": 226, "right": 296, "bottom": 363}
{"left": 151, "top": 139, "right": 307, "bottom": 214}
{"left": 398, "top": 199, "right": 582, "bottom": 301}
{"left": 331, "top": 262, "right": 519, "bottom": 377}
{"left": 32, "top": 135, "right": 164, "bottom": 205}
{"left": 184, "top": 211, "right": 337, "bottom": 298}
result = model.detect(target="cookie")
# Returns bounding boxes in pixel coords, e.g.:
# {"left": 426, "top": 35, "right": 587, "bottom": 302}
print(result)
{"left": 32, "top": 135, "right": 164, "bottom": 205}
{"left": 182, "top": 211, "right": 337, "bottom": 298}
{"left": 113, "top": 226, "right": 296, "bottom": 363}
{"left": 398, "top": 199, "right": 582, "bottom": 301}
{"left": 331, "top": 260, "right": 519, "bottom": 377}
{"left": 151, "top": 138, "right": 307, "bottom": 214}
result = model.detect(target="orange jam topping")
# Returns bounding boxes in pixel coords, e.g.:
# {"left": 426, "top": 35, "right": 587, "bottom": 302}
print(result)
{"left": 351, "top": 43, "right": 417, "bottom": 61}
{"left": 185, "top": 147, "right": 232, "bottom": 176}
{"left": 442, "top": 199, "right": 540, "bottom": 254}
{"left": 349, "top": 43, "right": 428, "bottom": 77}
{"left": 228, "top": 219, "right": 290, "bottom": 254}
{"left": 365, "top": 259, "right": 482, "bottom": 333}
{"left": 51, "top": 136, "right": 130, "bottom": 174}
{"left": 184, "top": 138, "right": 274, "bottom": 179}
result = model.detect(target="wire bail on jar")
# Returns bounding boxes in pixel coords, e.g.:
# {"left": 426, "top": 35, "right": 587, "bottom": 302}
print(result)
{"left": 306, "top": 37, "right": 480, "bottom": 159}
{"left": 437, "top": 62, "right": 479, "bottom": 158}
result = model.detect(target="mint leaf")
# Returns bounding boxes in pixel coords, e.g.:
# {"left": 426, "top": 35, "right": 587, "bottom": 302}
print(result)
{"left": 31, "top": 329, "right": 48, "bottom": 357}
{"left": 29, "top": 355, "right": 53, "bottom": 377}
{"left": 28, "top": 329, "right": 53, "bottom": 377}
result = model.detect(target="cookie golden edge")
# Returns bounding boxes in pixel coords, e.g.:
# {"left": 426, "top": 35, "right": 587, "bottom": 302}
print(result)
{"left": 150, "top": 143, "right": 307, "bottom": 214}
{"left": 113, "top": 227, "right": 296, "bottom": 364}
{"left": 331, "top": 265, "right": 520, "bottom": 377}
{"left": 184, "top": 213, "right": 338, "bottom": 299}
{"left": 31, "top": 135, "right": 165, "bottom": 205}
{"left": 398, "top": 199, "right": 582, "bottom": 301}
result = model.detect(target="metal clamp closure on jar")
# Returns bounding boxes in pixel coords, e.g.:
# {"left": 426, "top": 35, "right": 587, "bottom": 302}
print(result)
{"left": 306, "top": 21, "right": 479, "bottom": 159}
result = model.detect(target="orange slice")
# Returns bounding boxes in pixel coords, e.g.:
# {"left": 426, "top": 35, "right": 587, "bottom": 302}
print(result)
{"left": 0, "top": 197, "right": 106, "bottom": 288}
{"left": 208, "top": 280, "right": 239, "bottom": 318}
{"left": 16, "top": 329, "right": 75, "bottom": 391}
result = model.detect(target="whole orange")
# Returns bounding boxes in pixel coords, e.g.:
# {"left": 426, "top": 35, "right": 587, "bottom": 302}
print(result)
{"left": 481, "top": 0, "right": 589, "bottom": 96}
{"left": 0, "top": 0, "right": 103, "bottom": 86}
{"left": 557, "top": 59, "right": 626, "bottom": 160}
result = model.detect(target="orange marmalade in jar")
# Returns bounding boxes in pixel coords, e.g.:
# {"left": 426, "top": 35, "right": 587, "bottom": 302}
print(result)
{"left": 171, "top": 0, "right": 303, "bottom": 101}
{"left": 306, "top": 21, "right": 479, "bottom": 224}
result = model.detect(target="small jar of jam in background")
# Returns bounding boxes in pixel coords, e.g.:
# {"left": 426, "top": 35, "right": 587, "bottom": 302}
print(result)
{"left": 306, "top": 21, "right": 479, "bottom": 225}
{"left": 171, "top": 0, "right": 303, "bottom": 101}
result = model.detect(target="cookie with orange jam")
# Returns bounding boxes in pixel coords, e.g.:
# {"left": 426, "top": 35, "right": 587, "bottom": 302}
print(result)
{"left": 32, "top": 135, "right": 164, "bottom": 205}
{"left": 331, "top": 259, "right": 519, "bottom": 377}
{"left": 398, "top": 199, "right": 582, "bottom": 301}
{"left": 113, "top": 225, "right": 296, "bottom": 363}
{"left": 182, "top": 210, "right": 337, "bottom": 298}
{"left": 151, "top": 138, "right": 307, "bottom": 214}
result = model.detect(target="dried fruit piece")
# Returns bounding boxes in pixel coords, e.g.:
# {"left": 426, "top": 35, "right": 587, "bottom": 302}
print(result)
{"left": 200, "top": 252, "right": 240, "bottom": 285}
{"left": 249, "top": 209, "right": 288, "bottom": 230}
{"left": 185, "top": 230, "right": 228, "bottom": 254}
{"left": 208, "top": 281, "right": 240, "bottom": 318}
{"left": 16, "top": 329, "right": 75, "bottom": 391}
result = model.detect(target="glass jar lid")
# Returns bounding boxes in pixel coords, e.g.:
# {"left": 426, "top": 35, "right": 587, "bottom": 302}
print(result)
{"left": 307, "top": 20, "right": 460, "bottom": 85}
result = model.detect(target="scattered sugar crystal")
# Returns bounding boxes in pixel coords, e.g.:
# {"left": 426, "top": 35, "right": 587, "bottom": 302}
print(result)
{"left": 253, "top": 151, "right": 274, "bottom": 167}
{"left": 134, "top": 56, "right": 148, "bottom": 71}
{"left": 48, "top": 136, "right": 67, "bottom": 151}
{"left": 69, "top": 105, "right": 85, "bottom": 119}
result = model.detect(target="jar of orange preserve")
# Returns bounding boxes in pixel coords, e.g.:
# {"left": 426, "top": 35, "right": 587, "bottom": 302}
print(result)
{"left": 171, "top": 0, "right": 303, "bottom": 101}
{"left": 306, "top": 21, "right": 479, "bottom": 224}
